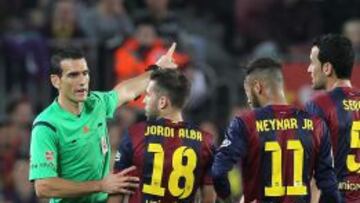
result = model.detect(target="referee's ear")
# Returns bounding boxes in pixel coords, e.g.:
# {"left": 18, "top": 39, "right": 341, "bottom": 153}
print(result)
{"left": 51, "top": 74, "right": 60, "bottom": 89}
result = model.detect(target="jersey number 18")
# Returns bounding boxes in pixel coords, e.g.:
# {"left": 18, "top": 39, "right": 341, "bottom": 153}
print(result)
{"left": 143, "top": 143, "right": 197, "bottom": 199}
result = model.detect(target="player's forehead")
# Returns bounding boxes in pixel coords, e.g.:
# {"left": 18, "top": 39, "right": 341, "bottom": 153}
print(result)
{"left": 60, "top": 58, "right": 88, "bottom": 74}
{"left": 244, "top": 74, "right": 255, "bottom": 85}
{"left": 147, "top": 80, "right": 157, "bottom": 93}
{"left": 310, "top": 46, "right": 320, "bottom": 61}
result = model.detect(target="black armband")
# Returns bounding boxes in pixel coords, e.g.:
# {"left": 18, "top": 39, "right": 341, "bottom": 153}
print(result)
{"left": 145, "top": 64, "right": 160, "bottom": 72}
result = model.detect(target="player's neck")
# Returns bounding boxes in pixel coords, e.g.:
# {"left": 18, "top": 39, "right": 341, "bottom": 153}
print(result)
{"left": 327, "top": 79, "right": 352, "bottom": 90}
{"left": 160, "top": 110, "right": 183, "bottom": 123}
{"left": 58, "top": 95, "right": 83, "bottom": 115}
{"left": 263, "top": 91, "right": 288, "bottom": 106}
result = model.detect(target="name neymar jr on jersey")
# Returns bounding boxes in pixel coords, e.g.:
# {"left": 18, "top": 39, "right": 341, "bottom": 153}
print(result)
{"left": 144, "top": 125, "right": 203, "bottom": 141}
{"left": 256, "top": 118, "right": 314, "bottom": 132}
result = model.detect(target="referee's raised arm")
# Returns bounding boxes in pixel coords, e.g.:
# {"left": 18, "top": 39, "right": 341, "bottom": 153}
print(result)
{"left": 113, "top": 43, "right": 177, "bottom": 107}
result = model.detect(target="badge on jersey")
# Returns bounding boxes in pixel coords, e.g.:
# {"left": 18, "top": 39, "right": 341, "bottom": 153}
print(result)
{"left": 45, "top": 150, "right": 54, "bottom": 161}
{"left": 101, "top": 136, "right": 108, "bottom": 155}
{"left": 115, "top": 151, "right": 121, "bottom": 162}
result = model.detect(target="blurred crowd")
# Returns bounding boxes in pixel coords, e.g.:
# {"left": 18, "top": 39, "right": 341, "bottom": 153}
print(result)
{"left": 0, "top": 0, "right": 359, "bottom": 202}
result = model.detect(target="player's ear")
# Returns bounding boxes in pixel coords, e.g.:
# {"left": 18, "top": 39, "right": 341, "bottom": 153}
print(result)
{"left": 253, "top": 80, "right": 262, "bottom": 94}
{"left": 50, "top": 74, "right": 61, "bottom": 89}
{"left": 158, "top": 96, "right": 168, "bottom": 110}
{"left": 322, "top": 62, "right": 333, "bottom": 77}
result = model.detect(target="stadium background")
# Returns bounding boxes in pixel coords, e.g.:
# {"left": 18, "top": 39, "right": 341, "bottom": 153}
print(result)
{"left": 0, "top": 0, "right": 359, "bottom": 202}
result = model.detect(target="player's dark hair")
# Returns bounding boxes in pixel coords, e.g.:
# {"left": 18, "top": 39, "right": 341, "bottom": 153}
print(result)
{"left": 150, "top": 69, "right": 190, "bottom": 109}
{"left": 246, "top": 57, "right": 282, "bottom": 76}
{"left": 313, "top": 34, "right": 354, "bottom": 79}
{"left": 50, "top": 47, "right": 85, "bottom": 76}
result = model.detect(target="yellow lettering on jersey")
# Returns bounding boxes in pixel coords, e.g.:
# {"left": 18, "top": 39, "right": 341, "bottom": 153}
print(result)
{"left": 290, "top": 118, "right": 298, "bottom": 129}
{"left": 256, "top": 119, "right": 299, "bottom": 132}
{"left": 256, "top": 120, "right": 265, "bottom": 132}
{"left": 277, "top": 119, "right": 284, "bottom": 129}
{"left": 179, "top": 128, "right": 185, "bottom": 139}
{"left": 178, "top": 128, "right": 202, "bottom": 141}
{"left": 283, "top": 119, "right": 290, "bottom": 129}
{"left": 157, "top": 126, "right": 164, "bottom": 136}
{"left": 347, "top": 121, "right": 360, "bottom": 173}
{"left": 144, "top": 126, "right": 174, "bottom": 138}
{"left": 164, "top": 127, "right": 174, "bottom": 138}
{"left": 302, "top": 119, "right": 314, "bottom": 130}
{"left": 343, "top": 100, "right": 360, "bottom": 111}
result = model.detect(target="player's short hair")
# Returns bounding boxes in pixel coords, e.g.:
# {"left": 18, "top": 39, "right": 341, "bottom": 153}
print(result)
{"left": 150, "top": 69, "right": 190, "bottom": 109}
{"left": 245, "top": 57, "right": 284, "bottom": 88}
{"left": 50, "top": 47, "right": 85, "bottom": 76}
{"left": 246, "top": 58, "right": 282, "bottom": 75}
{"left": 313, "top": 34, "right": 355, "bottom": 79}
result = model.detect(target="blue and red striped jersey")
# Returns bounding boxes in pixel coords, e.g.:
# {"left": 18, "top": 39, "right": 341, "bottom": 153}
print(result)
{"left": 114, "top": 118, "right": 214, "bottom": 203}
{"left": 305, "top": 87, "right": 360, "bottom": 202}
{"left": 212, "top": 104, "right": 340, "bottom": 203}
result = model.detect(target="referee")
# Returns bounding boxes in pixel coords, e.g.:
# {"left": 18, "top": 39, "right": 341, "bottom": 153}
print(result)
{"left": 29, "top": 44, "right": 177, "bottom": 203}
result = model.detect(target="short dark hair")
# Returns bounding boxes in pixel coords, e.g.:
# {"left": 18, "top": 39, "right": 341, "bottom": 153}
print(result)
{"left": 50, "top": 47, "right": 85, "bottom": 75}
{"left": 246, "top": 57, "right": 282, "bottom": 76}
{"left": 150, "top": 69, "right": 190, "bottom": 109}
{"left": 313, "top": 34, "right": 355, "bottom": 79}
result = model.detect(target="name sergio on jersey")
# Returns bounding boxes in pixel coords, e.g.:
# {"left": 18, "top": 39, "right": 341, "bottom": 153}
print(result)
{"left": 256, "top": 118, "right": 314, "bottom": 132}
{"left": 144, "top": 125, "right": 203, "bottom": 141}
{"left": 343, "top": 100, "right": 360, "bottom": 111}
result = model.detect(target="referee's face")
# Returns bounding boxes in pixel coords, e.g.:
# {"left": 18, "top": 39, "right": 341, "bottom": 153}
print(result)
{"left": 57, "top": 58, "right": 90, "bottom": 103}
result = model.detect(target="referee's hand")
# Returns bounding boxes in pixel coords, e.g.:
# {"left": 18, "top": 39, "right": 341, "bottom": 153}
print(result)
{"left": 101, "top": 166, "right": 139, "bottom": 195}
{"left": 155, "top": 42, "right": 178, "bottom": 69}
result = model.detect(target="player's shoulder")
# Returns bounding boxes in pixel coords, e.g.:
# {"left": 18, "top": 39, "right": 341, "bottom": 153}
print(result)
{"left": 192, "top": 122, "right": 214, "bottom": 140}
{"left": 180, "top": 120, "right": 207, "bottom": 134}
{"left": 226, "top": 109, "right": 256, "bottom": 134}
{"left": 291, "top": 106, "right": 313, "bottom": 118}
{"left": 307, "top": 90, "right": 333, "bottom": 105}
{"left": 183, "top": 121, "right": 214, "bottom": 146}
{"left": 235, "top": 109, "right": 256, "bottom": 123}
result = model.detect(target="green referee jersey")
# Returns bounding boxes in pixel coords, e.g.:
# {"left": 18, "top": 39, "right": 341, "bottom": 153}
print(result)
{"left": 29, "top": 91, "right": 119, "bottom": 203}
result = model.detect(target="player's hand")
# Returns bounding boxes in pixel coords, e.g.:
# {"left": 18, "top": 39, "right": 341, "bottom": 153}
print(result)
{"left": 155, "top": 42, "right": 178, "bottom": 69}
{"left": 100, "top": 166, "right": 139, "bottom": 195}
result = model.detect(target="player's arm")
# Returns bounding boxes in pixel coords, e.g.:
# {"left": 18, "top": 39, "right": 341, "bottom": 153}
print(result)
{"left": 200, "top": 185, "right": 216, "bottom": 203}
{"left": 314, "top": 120, "right": 341, "bottom": 203}
{"left": 35, "top": 167, "right": 138, "bottom": 198}
{"left": 211, "top": 118, "right": 248, "bottom": 200}
{"left": 108, "top": 195, "right": 124, "bottom": 203}
{"left": 113, "top": 43, "right": 177, "bottom": 107}
{"left": 200, "top": 142, "right": 216, "bottom": 203}
{"left": 108, "top": 130, "right": 136, "bottom": 202}
{"left": 310, "top": 178, "right": 321, "bottom": 203}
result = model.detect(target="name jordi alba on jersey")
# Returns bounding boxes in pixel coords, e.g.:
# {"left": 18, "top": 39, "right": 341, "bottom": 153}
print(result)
{"left": 144, "top": 125, "right": 203, "bottom": 141}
